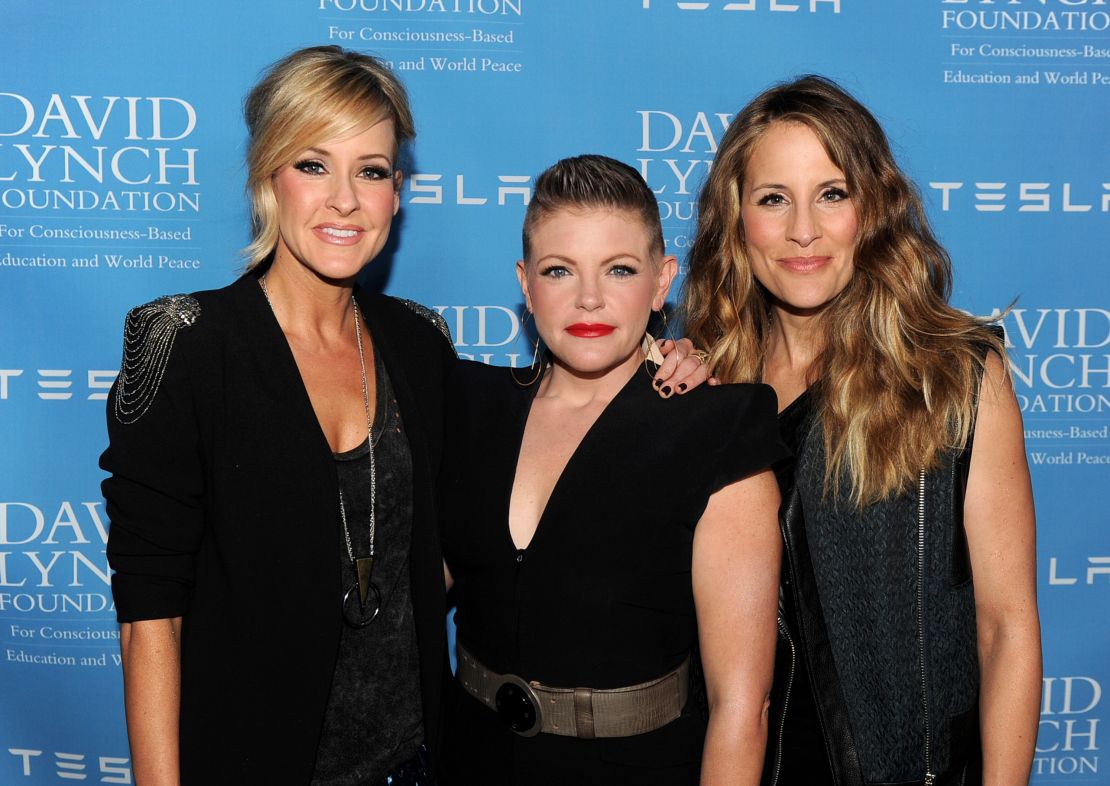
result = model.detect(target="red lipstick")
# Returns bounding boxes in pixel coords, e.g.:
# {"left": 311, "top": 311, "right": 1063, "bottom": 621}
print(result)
{"left": 566, "top": 323, "right": 615, "bottom": 338}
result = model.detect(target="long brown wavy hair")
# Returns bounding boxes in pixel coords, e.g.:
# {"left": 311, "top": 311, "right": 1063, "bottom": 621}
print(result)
{"left": 683, "top": 75, "right": 1003, "bottom": 505}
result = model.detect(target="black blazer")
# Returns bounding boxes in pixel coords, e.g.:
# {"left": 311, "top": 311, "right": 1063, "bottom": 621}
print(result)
{"left": 101, "top": 274, "right": 455, "bottom": 783}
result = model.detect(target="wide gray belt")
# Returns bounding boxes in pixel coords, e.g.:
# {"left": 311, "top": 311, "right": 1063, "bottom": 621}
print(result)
{"left": 456, "top": 643, "right": 689, "bottom": 739}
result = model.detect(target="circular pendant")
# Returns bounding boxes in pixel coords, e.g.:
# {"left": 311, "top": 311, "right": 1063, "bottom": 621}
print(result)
{"left": 342, "top": 581, "right": 382, "bottom": 628}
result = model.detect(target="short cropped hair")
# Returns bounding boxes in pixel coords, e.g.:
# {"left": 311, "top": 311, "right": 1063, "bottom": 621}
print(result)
{"left": 522, "top": 155, "right": 664, "bottom": 261}
{"left": 243, "top": 46, "right": 415, "bottom": 268}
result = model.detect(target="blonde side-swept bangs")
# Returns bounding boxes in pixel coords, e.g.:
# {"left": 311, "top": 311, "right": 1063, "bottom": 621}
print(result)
{"left": 242, "top": 46, "right": 416, "bottom": 269}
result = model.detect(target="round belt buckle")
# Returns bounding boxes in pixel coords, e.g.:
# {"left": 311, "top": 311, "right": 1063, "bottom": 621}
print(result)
{"left": 494, "top": 674, "right": 542, "bottom": 737}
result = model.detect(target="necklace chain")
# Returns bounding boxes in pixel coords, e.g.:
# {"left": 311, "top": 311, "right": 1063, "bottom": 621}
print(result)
{"left": 258, "top": 275, "right": 376, "bottom": 565}
{"left": 343, "top": 297, "right": 376, "bottom": 563}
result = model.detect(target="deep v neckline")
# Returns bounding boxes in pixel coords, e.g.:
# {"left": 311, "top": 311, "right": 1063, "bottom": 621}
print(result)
{"left": 251, "top": 277, "right": 376, "bottom": 458}
{"left": 504, "top": 368, "right": 642, "bottom": 554}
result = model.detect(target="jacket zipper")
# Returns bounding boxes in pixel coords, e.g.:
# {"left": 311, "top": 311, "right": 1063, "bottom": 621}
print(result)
{"left": 916, "top": 469, "right": 936, "bottom": 786}
{"left": 769, "top": 612, "right": 796, "bottom": 786}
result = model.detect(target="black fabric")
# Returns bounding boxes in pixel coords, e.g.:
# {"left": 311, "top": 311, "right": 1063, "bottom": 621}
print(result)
{"left": 102, "top": 273, "right": 454, "bottom": 784}
{"left": 800, "top": 436, "right": 926, "bottom": 779}
{"left": 312, "top": 354, "right": 423, "bottom": 784}
{"left": 765, "top": 390, "right": 852, "bottom": 786}
{"left": 440, "top": 360, "right": 788, "bottom": 785}
{"left": 372, "top": 745, "right": 434, "bottom": 786}
{"left": 771, "top": 388, "right": 983, "bottom": 786}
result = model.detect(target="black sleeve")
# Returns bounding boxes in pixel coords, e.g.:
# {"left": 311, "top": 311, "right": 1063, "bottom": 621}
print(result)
{"left": 394, "top": 296, "right": 457, "bottom": 363}
{"left": 100, "top": 301, "right": 205, "bottom": 623}
{"left": 708, "top": 383, "right": 790, "bottom": 494}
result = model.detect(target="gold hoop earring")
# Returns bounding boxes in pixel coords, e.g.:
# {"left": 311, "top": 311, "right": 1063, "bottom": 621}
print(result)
{"left": 511, "top": 311, "right": 545, "bottom": 387}
{"left": 659, "top": 306, "right": 677, "bottom": 345}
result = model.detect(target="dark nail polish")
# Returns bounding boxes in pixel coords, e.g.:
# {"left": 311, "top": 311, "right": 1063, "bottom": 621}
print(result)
{"left": 678, "top": 383, "right": 687, "bottom": 392}
{"left": 654, "top": 378, "right": 663, "bottom": 388}
{"left": 661, "top": 386, "right": 672, "bottom": 395}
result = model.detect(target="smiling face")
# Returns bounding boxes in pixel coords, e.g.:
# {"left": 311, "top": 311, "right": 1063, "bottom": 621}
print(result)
{"left": 518, "top": 206, "right": 676, "bottom": 379}
{"left": 270, "top": 118, "right": 400, "bottom": 283}
{"left": 740, "top": 121, "right": 860, "bottom": 321}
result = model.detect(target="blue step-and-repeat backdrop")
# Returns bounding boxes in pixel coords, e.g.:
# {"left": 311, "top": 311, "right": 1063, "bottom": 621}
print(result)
{"left": 2, "top": 2, "right": 1108, "bottom": 782}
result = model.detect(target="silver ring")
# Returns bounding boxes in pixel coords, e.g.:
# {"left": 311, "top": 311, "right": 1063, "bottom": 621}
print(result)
{"left": 342, "top": 582, "right": 382, "bottom": 628}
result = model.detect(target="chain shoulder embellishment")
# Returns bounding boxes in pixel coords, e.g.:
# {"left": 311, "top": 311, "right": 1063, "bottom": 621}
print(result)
{"left": 114, "top": 294, "right": 201, "bottom": 425}
{"left": 396, "top": 297, "right": 454, "bottom": 350}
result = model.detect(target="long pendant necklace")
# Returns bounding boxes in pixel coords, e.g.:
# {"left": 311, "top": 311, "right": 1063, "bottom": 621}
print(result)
{"left": 259, "top": 276, "right": 381, "bottom": 627}
{"left": 340, "top": 299, "right": 382, "bottom": 627}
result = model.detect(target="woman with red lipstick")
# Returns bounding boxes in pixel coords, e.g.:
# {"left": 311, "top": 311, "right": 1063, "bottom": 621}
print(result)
{"left": 684, "top": 76, "right": 1040, "bottom": 786}
{"left": 440, "top": 155, "right": 788, "bottom": 785}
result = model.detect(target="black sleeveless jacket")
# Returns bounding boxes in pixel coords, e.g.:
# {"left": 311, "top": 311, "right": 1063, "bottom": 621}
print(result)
{"left": 763, "top": 391, "right": 982, "bottom": 786}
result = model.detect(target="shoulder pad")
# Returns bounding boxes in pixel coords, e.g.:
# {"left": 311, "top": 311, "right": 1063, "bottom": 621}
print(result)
{"left": 114, "top": 294, "right": 201, "bottom": 424}
{"left": 397, "top": 298, "right": 454, "bottom": 347}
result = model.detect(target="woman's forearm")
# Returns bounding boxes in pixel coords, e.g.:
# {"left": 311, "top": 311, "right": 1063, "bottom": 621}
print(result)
{"left": 963, "top": 353, "right": 1041, "bottom": 786}
{"left": 701, "top": 698, "right": 769, "bottom": 786}
{"left": 694, "top": 470, "right": 780, "bottom": 785}
{"left": 120, "top": 618, "right": 183, "bottom": 786}
{"left": 979, "top": 616, "right": 1042, "bottom": 786}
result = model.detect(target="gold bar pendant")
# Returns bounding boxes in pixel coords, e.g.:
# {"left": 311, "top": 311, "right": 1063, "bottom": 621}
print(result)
{"left": 356, "top": 557, "right": 375, "bottom": 608}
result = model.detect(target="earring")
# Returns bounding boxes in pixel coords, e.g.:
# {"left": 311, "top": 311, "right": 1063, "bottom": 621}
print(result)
{"left": 511, "top": 311, "right": 545, "bottom": 387}
{"left": 641, "top": 306, "right": 671, "bottom": 373}
{"left": 641, "top": 332, "right": 665, "bottom": 365}
{"left": 659, "top": 306, "right": 677, "bottom": 345}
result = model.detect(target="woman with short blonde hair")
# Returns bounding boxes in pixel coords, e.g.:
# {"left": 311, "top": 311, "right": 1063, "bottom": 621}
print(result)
{"left": 103, "top": 46, "right": 450, "bottom": 784}
{"left": 243, "top": 46, "right": 415, "bottom": 268}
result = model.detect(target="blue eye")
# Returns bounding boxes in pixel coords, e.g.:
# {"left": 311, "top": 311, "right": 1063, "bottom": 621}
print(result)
{"left": 609, "top": 265, "right": 638, "bottom": 278}
{"left": 293, "top": 159, "right": 326, "bottom": 175}
{"left": 540, "top": 265, "right": 569, "bottom": 278}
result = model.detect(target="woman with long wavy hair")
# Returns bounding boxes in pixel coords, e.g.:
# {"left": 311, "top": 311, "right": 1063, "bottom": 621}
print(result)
{"left": 683, "top": 75, "right": 1041, "bottom": 785}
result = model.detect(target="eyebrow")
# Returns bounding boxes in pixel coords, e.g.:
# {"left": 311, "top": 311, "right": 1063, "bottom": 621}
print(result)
{"left": 533, "top": 253, "right": 646, "bottom": 266}
{"left": 750, "top": 178, "right": 848, "bottom": 191}
{"left": 304, "top": 147, "right": 393, "bottom": 167}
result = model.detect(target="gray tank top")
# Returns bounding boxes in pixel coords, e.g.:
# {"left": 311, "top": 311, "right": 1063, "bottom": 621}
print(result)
{"left": 311, "top": 350, "right": 423, "bottom": 784}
